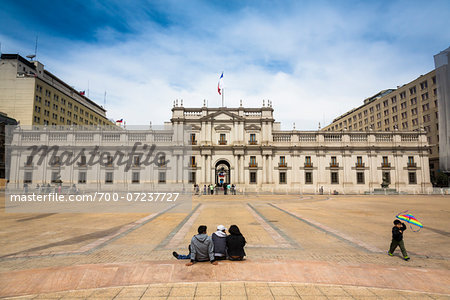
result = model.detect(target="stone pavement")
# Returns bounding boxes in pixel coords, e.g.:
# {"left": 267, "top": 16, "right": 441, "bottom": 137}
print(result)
{"left": 1, "top": 194, "right": 449, "bottom": 299}
{"left": 3, "top": 282, "right": 450, "bottom": 300}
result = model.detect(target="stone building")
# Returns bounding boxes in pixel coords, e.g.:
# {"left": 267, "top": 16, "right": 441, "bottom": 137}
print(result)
{"left": 0, "top": 54, "right": 113, "bottom": 127}
{"left": 322, "top": 70, "right": 440, "bottom": 181}
{"left": 8, "top": 103, "right": 432, "bottom": 194}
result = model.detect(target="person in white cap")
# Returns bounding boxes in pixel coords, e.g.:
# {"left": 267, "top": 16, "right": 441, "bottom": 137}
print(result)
{"left": 212, "top": 225, "right": 228, "bottom": 260}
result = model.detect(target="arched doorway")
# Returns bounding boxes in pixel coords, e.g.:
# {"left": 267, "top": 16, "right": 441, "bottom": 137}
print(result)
{"left": 215, "top": 160, "right": 230, "bottom": 187}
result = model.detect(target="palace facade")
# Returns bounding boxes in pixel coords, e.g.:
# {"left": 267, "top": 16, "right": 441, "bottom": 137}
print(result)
{"left": 7, "top": 103, "right": 432, "bottom": 194}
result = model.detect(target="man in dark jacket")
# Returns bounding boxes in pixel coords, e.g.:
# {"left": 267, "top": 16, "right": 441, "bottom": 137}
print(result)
{"left": 388, "top": 220, "right": 410, "bottom": 261}
{"left": 186, "top": 225, "right": 218, "bottom": 266}
{"left": 212, "top": 225, "right": 227, "bottom": 260}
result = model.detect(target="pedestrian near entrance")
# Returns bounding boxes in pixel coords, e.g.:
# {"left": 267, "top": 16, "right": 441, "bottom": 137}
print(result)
{"left": 388, "top": 220, "right": 410, "bottom": 261}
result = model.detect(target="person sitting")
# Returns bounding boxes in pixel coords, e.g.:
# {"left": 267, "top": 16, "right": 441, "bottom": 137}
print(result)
{"left": 186, "top": 225, "right": 217, "bottom": 266}
{"left": 212, "top": 225, "right": 227, "bottom": 260}
{"left": 172, "top": 245, "right": 191, "bottom": 260}
{"left": 226, "top": 225, "right": 246, "bottom": 261}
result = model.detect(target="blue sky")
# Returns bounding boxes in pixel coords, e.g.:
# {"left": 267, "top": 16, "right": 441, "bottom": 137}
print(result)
{"left": 1, "top": 0, "right": 449, "bottom": 129}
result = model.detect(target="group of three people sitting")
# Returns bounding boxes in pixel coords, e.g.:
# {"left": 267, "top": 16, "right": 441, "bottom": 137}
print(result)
{"left": 173, "top": 224, "right": 246, "bottom": 266}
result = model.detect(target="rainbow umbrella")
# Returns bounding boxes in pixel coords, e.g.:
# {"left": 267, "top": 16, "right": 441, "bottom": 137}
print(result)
{"left": 396, "top": 211, "right": 423, "bottom": 232}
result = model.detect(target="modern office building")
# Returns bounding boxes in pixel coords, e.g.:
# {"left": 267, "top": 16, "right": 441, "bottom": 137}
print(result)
{"left": 0, "top": 54, "right": 113, "bottom": 127}
{"left": 322, "top": 70, "right": 440, "bottom": 182}
{"left": 434, "top": 47, "right": 450, "bottom": 175}
{"left": 8, "top": 103, "right": 432, "bottom": 194}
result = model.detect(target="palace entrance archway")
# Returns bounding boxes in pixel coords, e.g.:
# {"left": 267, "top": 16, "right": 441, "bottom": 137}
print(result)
{"left": 215, "top": 160, "right": 230, "bottom": 187}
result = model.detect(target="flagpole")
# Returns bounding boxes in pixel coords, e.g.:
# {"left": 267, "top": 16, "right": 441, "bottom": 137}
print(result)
{"left": 222, "top": 87, "right": 224, "bottom": 107}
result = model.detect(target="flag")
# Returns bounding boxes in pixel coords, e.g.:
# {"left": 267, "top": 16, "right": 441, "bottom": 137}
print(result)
{"left": 218, "top": 72, "right": 224, "bottom": 95}
{"left": 116, "top": 119, "right": 123, "bottom": 123}
{"left": 79, "top": 91, "right": 85, "bottom": 96}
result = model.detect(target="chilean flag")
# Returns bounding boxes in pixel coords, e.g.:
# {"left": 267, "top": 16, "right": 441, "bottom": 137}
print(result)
{"left": 218, "top": 72, "right": 224, "bottom": 95}
{"left": 116, "top": 119, "right": 123, "bottom": 123}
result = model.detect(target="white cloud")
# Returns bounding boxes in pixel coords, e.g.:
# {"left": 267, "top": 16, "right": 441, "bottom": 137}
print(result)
{"left": 2, "top": 1, "right": 447, "bottom": 129}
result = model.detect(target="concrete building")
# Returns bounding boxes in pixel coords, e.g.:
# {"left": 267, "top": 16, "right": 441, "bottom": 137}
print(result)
{"left": 0, "top": 54, "right": 113, "bottom": 127}
{"left": 323, "top": 70, "right": 440, "bottom": 182}
{"left": 0, "top": 112, "right": 18, "bottom": 187}
{"left": 8, "top": 104, "right": 432, "bottom": 194}
{"left": 434, "top": 47, "right": 450, "bottom": 175}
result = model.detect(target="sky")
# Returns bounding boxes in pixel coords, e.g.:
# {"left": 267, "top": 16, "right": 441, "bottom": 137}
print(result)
{"left": 1, "top": 0, "right": 449, "bottom": 129}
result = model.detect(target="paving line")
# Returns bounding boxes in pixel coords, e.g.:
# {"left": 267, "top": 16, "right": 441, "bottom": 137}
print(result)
{"left": 269, "top": 203, "right": 383, "bottom": 253}
{"left": 155, "top": 203, "right": 203, "bottom": 250}
{"left": 246, "top": 203, "right": 299, "bottom": 249}
{"left": 0, "top": 204, "right": 179, "bottom": 261}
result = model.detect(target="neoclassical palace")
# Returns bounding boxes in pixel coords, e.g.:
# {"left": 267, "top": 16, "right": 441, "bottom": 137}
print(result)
{"left": 8, "top": 103, "right": 432, "bottom": 194}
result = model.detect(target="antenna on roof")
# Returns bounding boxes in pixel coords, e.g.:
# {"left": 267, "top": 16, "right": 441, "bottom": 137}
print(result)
{"left": 26, "top": 35, "right": 39, "bottom": 61}
{"left": 34, "top": 34, "right": 38, "bottom": 60}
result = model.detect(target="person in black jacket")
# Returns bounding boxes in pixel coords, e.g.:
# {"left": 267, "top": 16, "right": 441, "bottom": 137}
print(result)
{"left": 226, "top": 225, "right": 246, "bottom": 261}
{"left": 388, "top": 220, "right": 410, "bottom": 261}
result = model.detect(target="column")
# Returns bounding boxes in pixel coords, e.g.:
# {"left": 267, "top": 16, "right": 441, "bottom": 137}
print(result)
{"left": 240, "top": 155, "right": 244, "bottom": 184}
{"left": 235, "top": 155, "right": 239, "bottom": 183}
{"left": 268, "top": 155, "right": 273, "bottom": 183}
{"left": 262, "top": 154, "right": 266, "bottom": 183}
{"left": 201, "top": 155, "right": 205, "bottom": 184}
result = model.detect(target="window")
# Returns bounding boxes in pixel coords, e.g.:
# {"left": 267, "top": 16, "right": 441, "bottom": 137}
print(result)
{"left": 420, "top": 81, "right": 428, "bottom": 90}
{"left": 189, "top": 171, "right": 196, "bottom": 184}
{"left": 382, "top": 156, "right": 389, "bottom": 166}
{"left": 377, "top": 121, "right": 381, "bottom": 128}
{"left": 377, "top": 113, "right": 381, "bottom": 119}
{"left": 279, "top": 156, "right": 286, "bottom": 167}
{"left": 392, "top": 106, "right": 397, "bottom": 113}
{"left": 432, "top": 76, "right": 436, "bottom": 84}
{"left": 422, "top": 103, "right": 429, "bottom": 111}
{"left": 78, "top": 172, "right": 86, "bottom": 184}
{"left": 357, "top": 172, "right": 364, "bottom": 184}
{"left": 409, "top": 87, "right": 416, "bottom": 95}
{"left": 51, "top": 171, "right": 60, "bottom": 183}
{"left": 79, "top": 155, "right": 87, "bottom": 166}
{"left": 24, "top": 171, "right": 32, "bottom": 184}
{"left": 401, "top": 102, "right": 407, "bottom": 109}
{"left": 250, "top": 172, "right": 257, "bottom": 183}
{"left": 158, "top": 154, "right": 166, "bottom": 167}
{"left": 105, "top": 172, "right": 113, "bottom": 184}
{"left": 369, "top": 107, "right": 374, "bottom": 113}
{"left": 408, "top": 172, "right": 416, "bottom": 184}
{"left": 190, "top": 133, "right": 196, "bottom": 144}
{"left": 219, "top": 133, "right": 226, "bottom": 145}
{"left": 370, "top": 116, "right": 374, "bottom": 122}
{"left": 400, "top": 91, "right": 406, "bottom": 99}
{"left": 408, "top": 156, "right": 415, "bottom": 165}
{"left": 279, "top": 172, "right": 286, "bottom": 184}
{"left": 402, "top": 122, "right": 408, "bottom": 129}
{"left": 158, "top": 171, "right": 166, "bottom": 183}
{"left": 392, "top": 115, "right": 398, "bottom": 122}
{"left": 25, "top": 156, "right": 33, "bottom": 166}
{"left": 132, "top": 172, "right": 140, "bottom": 184}
{"left": 391, "top": 96, "right": 397, "bottom": 104}
{"left": 331, "top": 172, "right": 339, "bottom": 184}
{"left": 330, "top": 156, "right": 337, "bottom": 166}
{"left": 190, "top": 156, "right": 196, "bottom": 167}
{"left": 356, "top": 156, "right": 363, "bottom": 165}
{"left": 376, "top": 104, "right": 381, "bottom": 111}
{"left": 412, "top": 118, "right": 418, "bottom": 126}
{"left": 250, "top": 133, "right": 256, "bottom": 143}
{"left": 401, "top": 112, "right": 407, "bottom": 119}
{"left": 384, "top": 119, "right": 389, "bottom": 125}
{"left": 250, "top": 156, "right": 256, "bottom": 167}
{"left": 410, "top": 98, "right": 417, "bottom": 105}
{"left": 305, "top": 172, "right": 312, "bottom": 184}
{"left": 133, "top": 156, "right": 140, "bottom": 166}
{"left": 383, "top": 100, "right": 389, "bottom": 107}
{"left": 423, "top": 114, "right": 430, "bottom": 122}
{"left": 411, "top": 108, "right": 417, "bottom": 115}
{"left": 305, "top": 156, "right": 311, "bottom": 166}
{"left": 383, "top": 171, "right": 391, "bottom": 184}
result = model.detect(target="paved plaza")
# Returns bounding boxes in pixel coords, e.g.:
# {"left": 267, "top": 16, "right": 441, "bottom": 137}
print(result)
{"left": 0, "top": 194, "right": 449, "bottom": 299}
